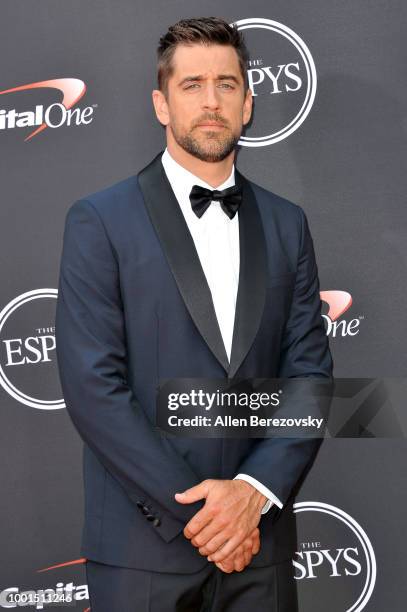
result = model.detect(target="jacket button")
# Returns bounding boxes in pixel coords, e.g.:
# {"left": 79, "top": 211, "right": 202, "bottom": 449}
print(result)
{"left": 146, "top": 514, "right": 156, "bottom": 521}
{"left": 153, "top": 517, "right": 161, "bottom": 527}
{"left": 141, "top": 505, "right": 150, "bottom": 515}
{"left": 136, "top": 501, "right": 144, "bottom": 509}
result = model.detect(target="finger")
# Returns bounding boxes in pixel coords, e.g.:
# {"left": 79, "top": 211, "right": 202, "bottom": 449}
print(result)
{"left": 215, "top": 543, "right": 244, "bottom": 571}
{"left": 175, "top": 480, "right": 211, "bottom": 505}
{"left": 243, "top": 548, "right": 252, "bottom": 567}
{"left": 252, "top": 540, "right": 260, "bottom": 555}
{"left": 219, "top": 545, "right": 245, "bottom": 573}
{"left": 238, "top": 539, "right": 253, "bottom": 569}
{"left": 216, "top": 560, "right": 234, "bottom": 573}
{"left": 251, "top": 534, "right": 261, "bottom": 556}
{"left": 248, "top": 528, "right": 260, "bottom": 555}
{"left": 242, "top": 536, "right": 253, "bottom": 551}
{"left": 247, "top": 527, "right": 259, "bottom": 540}
{"left": 191, "top": 520, "right": 227, "bottom": 550}
{"left": 183, "top": 506, "right": 214, "bottom": 539}
{"left": 197, "top": 528, "right": 231, "bottom": 555}
{"left": 208, "top": 534, "right": 244, "bottom": 563}
{"left": 233, "top": 549, "right": 246, "bottom": 572}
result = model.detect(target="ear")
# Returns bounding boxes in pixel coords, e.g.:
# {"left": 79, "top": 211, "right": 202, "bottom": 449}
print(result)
{"left": 242, "top": 87, "right": 253, "bottom": 126}
{"left": 152, "top": 89, "right": 170, "bottom": 126}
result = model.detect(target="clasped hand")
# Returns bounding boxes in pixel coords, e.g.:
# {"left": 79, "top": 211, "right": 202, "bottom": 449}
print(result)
{"left": 175, "top": 479, "right": 266, "bottom": 573}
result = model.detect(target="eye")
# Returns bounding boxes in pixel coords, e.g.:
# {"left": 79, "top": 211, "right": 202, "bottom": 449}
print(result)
{"left": 219, "top": 83, "right": 234, "bottom": 89}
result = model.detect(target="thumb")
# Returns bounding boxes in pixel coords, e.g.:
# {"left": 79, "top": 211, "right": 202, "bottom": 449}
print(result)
{"left": 174, "top": 480, "right": 211, "bottom": 504}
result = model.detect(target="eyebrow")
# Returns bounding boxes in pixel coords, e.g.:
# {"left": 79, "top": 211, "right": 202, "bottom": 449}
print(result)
{"left": 178, "top": 74, "right": 240, "bottom": 86}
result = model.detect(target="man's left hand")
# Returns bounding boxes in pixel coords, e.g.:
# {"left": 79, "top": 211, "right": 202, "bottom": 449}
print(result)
{"left": 175, "top": 479, "right": 267, "bottom": 563}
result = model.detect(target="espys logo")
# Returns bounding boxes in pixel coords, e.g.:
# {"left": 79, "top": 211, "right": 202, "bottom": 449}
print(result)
{"left": 0, "top": 78, "right": 95, "bottom": 141}
{"left": 233, "top": 17, "right": 317, "bottom": 146}
{"left": 0, "top": 289, "right": 64, "bottom": 409}
{"left": 293, "top": 501, "right": 376, "bottom": 612}
{"left": 320, "top": 290, "right": 364, "bottom": 338}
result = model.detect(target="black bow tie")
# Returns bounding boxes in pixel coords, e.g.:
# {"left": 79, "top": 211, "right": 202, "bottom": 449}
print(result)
{"left": 189, "top": 184, "right": 243, "bottom": 219}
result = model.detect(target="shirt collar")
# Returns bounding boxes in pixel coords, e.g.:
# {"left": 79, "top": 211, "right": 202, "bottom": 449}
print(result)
{"left": 161, "top": 146, "right": 235, "bottom": 208}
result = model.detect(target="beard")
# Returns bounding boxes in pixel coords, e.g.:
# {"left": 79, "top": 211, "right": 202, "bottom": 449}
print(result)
{"left": 170, "top": 117, "right": 241, "bottom": 162}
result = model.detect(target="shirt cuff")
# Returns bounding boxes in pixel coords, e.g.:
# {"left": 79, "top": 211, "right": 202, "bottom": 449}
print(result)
{"left": 234, "top": 473, "right": 284, "bottom": 514}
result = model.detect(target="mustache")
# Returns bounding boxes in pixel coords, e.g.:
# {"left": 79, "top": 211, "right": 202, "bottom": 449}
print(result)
{"left": 194, "top": 116, "right": 228, "bottom": 127}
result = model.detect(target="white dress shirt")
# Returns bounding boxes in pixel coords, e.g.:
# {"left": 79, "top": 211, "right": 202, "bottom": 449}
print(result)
{"left": 161, "top": 147, "right": 283, "bottom": 514}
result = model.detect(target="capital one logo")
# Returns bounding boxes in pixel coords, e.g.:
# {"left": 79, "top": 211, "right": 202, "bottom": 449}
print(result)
{"left": 0, "top": 289, "right": 64, "bottom": 409}
{"left": 293, "top": 501, "right": 376, "bottom": 611}
{"left": 0, "top": 557, "right": 89, "bottom": 610}
{"left": 320, "top": 290, "right": 364, "bottom": 338}
{"left": 233, "top": 17, "right": 317, "bottom": 146}
{"left": 0, "top": 78, "right": 95, "bottom": 141}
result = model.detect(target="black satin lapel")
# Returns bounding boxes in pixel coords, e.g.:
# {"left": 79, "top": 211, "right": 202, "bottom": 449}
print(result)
{"left": 137, "top": 151, "right": 230, "bottom": 374}
{"left": 228, "top": 169, "right": 267, "bottom": 379}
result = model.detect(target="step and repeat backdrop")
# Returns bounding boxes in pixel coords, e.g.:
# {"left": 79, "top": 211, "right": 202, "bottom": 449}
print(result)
{"left": 1, "top": 1, "right": 406, "bottom": 610}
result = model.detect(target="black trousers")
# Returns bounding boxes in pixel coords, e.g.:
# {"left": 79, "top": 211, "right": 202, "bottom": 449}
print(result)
{"left": 85, "top": 558, "right": 298, "bottom": 612}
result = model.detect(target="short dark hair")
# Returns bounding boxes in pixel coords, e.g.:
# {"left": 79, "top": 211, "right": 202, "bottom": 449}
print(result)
{"left": 157, "top": 16, "right": 250, "bottom": 98}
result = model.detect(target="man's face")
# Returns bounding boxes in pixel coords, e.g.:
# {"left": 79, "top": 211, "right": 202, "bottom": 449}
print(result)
{"left": 153, "top": 43, "right": 252, "bottom": 162}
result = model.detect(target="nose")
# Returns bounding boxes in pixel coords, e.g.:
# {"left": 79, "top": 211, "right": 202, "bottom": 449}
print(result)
{"left": 201, "top": 81, "right": 221, "bottom": 111}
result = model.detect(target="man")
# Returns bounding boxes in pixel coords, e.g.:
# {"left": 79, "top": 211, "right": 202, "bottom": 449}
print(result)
{"left": 55, "top": 16, "right": 332, "bottom": 612}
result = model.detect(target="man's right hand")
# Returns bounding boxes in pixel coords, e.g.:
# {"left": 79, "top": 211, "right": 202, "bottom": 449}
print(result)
{"left": 213, "top": 527, "right": 260, "bottom": 573}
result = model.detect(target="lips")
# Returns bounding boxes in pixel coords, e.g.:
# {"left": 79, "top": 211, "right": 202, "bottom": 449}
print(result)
{"left": 197, "top": 122, "right": 225, "bottom": 127}
{"left": 197, "top": 125, "right": 225, "bottom": 132}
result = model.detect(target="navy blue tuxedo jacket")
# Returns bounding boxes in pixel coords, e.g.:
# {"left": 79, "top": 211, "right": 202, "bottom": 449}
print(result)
{"left": 55, "top": 150, "right": 333, "bottom": 573}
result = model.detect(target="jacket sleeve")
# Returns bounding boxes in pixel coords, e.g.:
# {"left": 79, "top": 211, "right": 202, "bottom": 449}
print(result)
{"left": 235, "top": 206, "right": 333, "bottom": 508}
{"left": 55, "top": 198, "right": 203, "bottom": 543}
